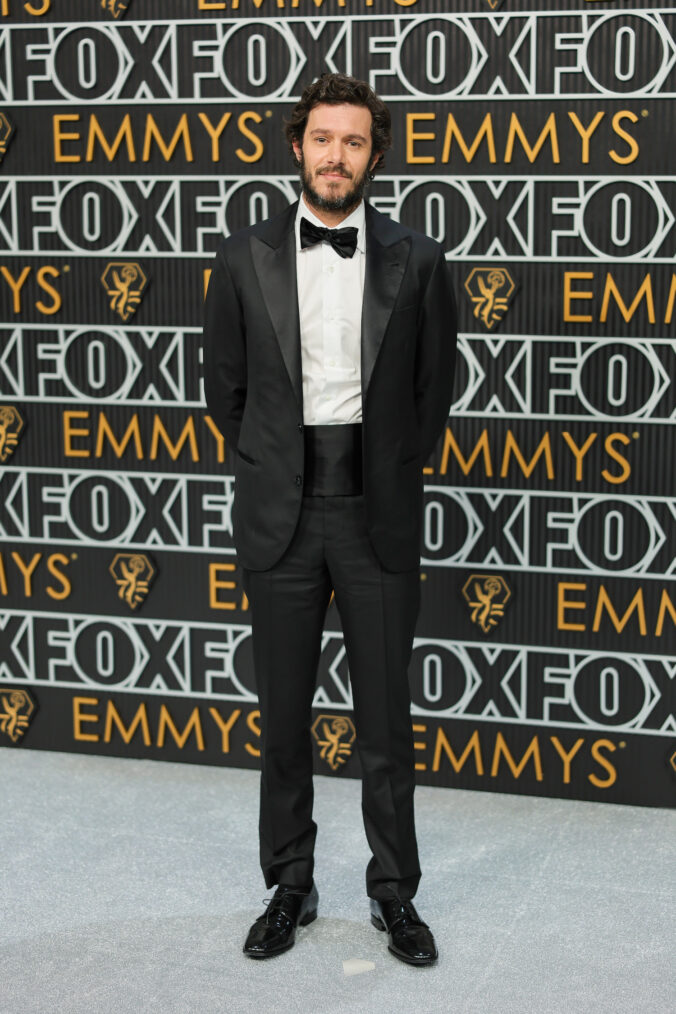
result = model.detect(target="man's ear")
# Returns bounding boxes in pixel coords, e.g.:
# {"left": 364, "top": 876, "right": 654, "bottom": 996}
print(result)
{"left": 292, "top": 140, "right": 303, "bottom": 164}
{"left": 369, "top": 152, "right": 382, "bottom": 173}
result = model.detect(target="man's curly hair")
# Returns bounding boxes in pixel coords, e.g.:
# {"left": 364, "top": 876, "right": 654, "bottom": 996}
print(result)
{"left": 284, "top": 73, "right": 392, "bottom": 175}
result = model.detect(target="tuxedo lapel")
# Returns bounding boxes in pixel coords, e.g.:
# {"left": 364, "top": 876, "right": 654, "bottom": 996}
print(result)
{"left": 249, "top": 201, "right": 409, "bottom": 412}
{"left": 250, "top": 204, "right": 303, "bottom": 412}
{"left": 362, "top": 204, "right": 410, "bottom": 397}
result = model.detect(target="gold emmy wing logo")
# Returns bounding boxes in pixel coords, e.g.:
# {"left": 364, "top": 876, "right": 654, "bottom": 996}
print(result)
{"left": 101, "top": 262, "right": 148, "bottom": 322}
{"left": 0, "top": 406, "right": 25, "bottom": 463}
{"left": 462, "top": 575, "right": 512, "bottom": 634}
{"left": 109, "top": 553, "right": 155, "bottom": 610}
{"left": 0, "top": 689, "right": 36, "bottom": 744}
{"left": 101, "top": 0, "right": 131, "bottom": 18}
{"left": 464, "top": 267, "right": 515, "bottom": 331}
{"left": 311, "top": 715, "right": 357, "bottom": 771}
{"left": 0, "top": 111, "right": 14, "bottom": 163}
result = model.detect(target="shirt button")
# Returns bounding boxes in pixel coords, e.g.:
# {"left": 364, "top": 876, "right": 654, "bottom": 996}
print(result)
{"left": 326, "top": 266, "right": 334, "bottom": 274}
{"left": 295, "top": 474, "right": 303, "bottom": 486}
{"left": 327, "top": 358, "right": 335, "bottom": 367}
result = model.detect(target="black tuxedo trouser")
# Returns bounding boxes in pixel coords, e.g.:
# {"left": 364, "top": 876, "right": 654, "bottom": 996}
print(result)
{"left": 242, "top": 494, "right": 422, "bottom": 902}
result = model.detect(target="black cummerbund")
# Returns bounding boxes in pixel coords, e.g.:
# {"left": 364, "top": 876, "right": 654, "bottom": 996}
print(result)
{"left": 303, "top": 423, "right": 363, "bottom": 496}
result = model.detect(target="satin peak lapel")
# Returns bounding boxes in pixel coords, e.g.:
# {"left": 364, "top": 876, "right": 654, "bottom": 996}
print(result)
{"left": 362, "top": 227, "right": 409, "bottom": 396}
{"left": 250, "top": 229, "right": 302, "bottom": 411}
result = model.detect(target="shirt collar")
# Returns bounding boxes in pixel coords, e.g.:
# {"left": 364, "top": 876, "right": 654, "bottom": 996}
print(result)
{"left": 295, "top": 196, "right": 366, "bottom": 254}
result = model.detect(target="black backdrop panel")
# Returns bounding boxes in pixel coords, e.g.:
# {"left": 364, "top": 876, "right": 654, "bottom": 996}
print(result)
{"left": 0, "top": 1, "right": 674, "bottom": 807}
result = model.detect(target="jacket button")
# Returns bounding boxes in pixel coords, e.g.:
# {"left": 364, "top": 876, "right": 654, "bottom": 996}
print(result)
{"left": 298, "top": 423, "right": 304, "bottom": 432}
{"left": 295, "top": 474, "right": 302, "bottom": 486}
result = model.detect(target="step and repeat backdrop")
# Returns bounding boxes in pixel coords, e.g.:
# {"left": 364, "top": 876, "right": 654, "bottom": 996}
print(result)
{"left": 0, "top": 0, "right": 674, "bottom": 807}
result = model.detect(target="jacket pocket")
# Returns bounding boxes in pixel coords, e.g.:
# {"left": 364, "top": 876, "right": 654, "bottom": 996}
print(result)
{"left": 237, "top": 448, "right": 257, "bottom": 466}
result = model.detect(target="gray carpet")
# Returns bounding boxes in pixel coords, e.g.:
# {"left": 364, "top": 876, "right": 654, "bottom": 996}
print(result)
{"left": 0, "top": 748, "right": 674, "bottom": 1014}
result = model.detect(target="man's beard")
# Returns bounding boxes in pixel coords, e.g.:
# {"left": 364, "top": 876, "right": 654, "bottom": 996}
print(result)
{"left": 298, "top": 156, "right": 369, "bottom": 214}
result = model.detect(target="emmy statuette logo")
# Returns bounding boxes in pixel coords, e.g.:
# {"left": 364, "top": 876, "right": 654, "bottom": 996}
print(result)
{"left": 464, "top": 267, "right": 516, "bottom": 331}
{"left": 0, "top": 406, "right": 25, "bottom": 462}
{"left": 101, "top": 0, "right": 131, "bottom": 17}
{"left": 101, "top": 263, "right": 148, "bottom": 322}
{"left": 109, "top": 553, "right": 156, "bottom": 610}
{"left": 0, "top": 112, "right": 14, "bottom": 163}
{"left": 0, "top": 689, "right": 37, "bottom": 744}
{"left": 462, "top": 575, "right": 512, "bottom": 634}
{"left": 669, "top": 746, "right": 676, "bottom": 779}
{"left": 311, "top": 715, "right": 357, "bottom": 771}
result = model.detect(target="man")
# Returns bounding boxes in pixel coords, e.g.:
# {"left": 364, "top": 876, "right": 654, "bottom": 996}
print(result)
{"left": 203, "top": 73, "right": 456, "bottom": 966}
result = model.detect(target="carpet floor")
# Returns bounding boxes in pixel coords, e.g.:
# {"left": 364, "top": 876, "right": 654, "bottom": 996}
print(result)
{"left": 1, "top": 748, "right": 674, "bottom": 1014}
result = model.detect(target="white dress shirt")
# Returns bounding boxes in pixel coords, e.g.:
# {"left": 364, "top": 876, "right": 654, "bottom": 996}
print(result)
{"left": 295, "top": 197, "right": 366, "bottom": 425}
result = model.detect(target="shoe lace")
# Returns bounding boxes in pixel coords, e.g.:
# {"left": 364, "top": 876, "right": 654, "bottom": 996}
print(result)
{"left": 386, "top": 900, "right": 424, "bottom": 929}
{"left": 261, "top": 889, "right": 304, "bottom": 927}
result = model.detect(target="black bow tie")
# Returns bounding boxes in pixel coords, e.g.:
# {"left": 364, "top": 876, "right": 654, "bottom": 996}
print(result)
{"left": 300, "top": 217, "right": 359, "bottom": 259}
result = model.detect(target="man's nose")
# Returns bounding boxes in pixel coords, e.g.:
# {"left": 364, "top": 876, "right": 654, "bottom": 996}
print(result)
{"left": 325, "top": 139, "right": 343, "bottom": 163}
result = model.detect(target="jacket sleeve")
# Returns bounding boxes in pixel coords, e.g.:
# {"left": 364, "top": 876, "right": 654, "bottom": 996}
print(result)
{"left": 415, "top": 248, "right": 457, "bottom": 462}
{"left": 202, "top": 245, "right": 246, "bottom": 452}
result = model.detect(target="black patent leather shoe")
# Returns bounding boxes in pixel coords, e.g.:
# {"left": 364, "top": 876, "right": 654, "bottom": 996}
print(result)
{"left": 370, "top": 897, "right": 438, "bottom": 966}
{"left": 243, "top": 883, "right": 318, "bottom": 959}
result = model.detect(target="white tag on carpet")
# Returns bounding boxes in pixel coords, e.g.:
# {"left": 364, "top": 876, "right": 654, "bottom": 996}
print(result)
{"left": 342, "top": 958, "right": 376, "bottom": 977}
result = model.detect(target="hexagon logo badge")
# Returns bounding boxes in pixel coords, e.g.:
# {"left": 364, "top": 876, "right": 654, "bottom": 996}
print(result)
{"left": 101, "top": 262, "right": 148, "bottom": 321}
{"left": 0, "top": 111, "right": 14, "bottom": 163}
{"left": 464, "top": 267, "right": 516, "bottom": 331}
{"left": 0, "top": 688, "right": 37, "bottom": 744}
{"left": 311, "top": 714, "right": 356, "bottom": 771}
{"left": 101, "top": 0, "right": 132, "bottom": 18}
{"left": 109, "top": 553, "right": 156, "bottom": 610}
{"left": 462, "top": 574, "right": 512, "bottom": 634}
{"left": 0, "top": 406, "right": 25, "bottom": 463}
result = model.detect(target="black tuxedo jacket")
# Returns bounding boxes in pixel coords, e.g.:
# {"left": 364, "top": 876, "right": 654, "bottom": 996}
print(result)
{"left": 203, "top": 201, "right": 457, "bottom": 572}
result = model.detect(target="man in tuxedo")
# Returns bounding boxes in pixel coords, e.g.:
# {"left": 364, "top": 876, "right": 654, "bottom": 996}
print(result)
{"left": 203, "top": 73, "right": 456, "bottom": 966}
